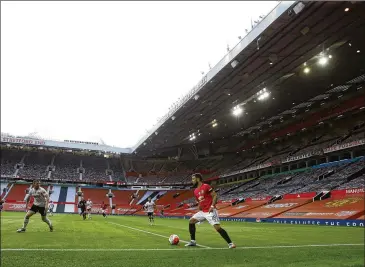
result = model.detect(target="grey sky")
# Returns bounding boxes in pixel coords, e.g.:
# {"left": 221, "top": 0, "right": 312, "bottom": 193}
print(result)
{"left": 1, "top": 1, "right": 277, "bottom": 148}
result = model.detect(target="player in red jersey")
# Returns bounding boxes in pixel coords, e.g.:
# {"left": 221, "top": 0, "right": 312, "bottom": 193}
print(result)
{"left": 101, "top": 202, "right": 108, "bottom": 218}
{"left": 185, "top": 173, "right": 236, "bottom": 249}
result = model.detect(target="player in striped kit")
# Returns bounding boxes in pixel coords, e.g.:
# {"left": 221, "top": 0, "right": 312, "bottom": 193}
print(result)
{"left": 17, "top": 180, "right": 53, "bottom": 233}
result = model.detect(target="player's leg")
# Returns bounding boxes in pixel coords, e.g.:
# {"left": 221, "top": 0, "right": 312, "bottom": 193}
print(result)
{"left": 17, "top": 207, "right": 36, "bottom": 232}
{"left": 40, "top": 207, "right": 53, "bottom": 232}
{"left": 88, "top": 209, "right": 92, "bottom": 219}
{"left": 82, "top": 209, "right": 86, "bottom": 220}
{"left": 213, "top": 224, "right": 235, "bottom": 248}
{"left": 147, "top": 213, "right": 152, "bottom": 225}
{"left": 185, "top": 211, "right": 205, "bottom": 246}
{"left": 207, "top": 209, "right": 235, "bottom": 248}
{"left": 151, "top": 213, "right": 154, "bottom": 224}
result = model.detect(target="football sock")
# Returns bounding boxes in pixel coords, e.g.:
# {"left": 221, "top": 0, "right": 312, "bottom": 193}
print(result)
{"left": 217, "top": 228, "right": 232, "bottom": 244}
{"left": 189, "top": 223, "right": 196, "bottom": 241}
{"left": 22, "top": 217, "right": 29, "bottom": 229}
{"left": 42, "top": 217, "right": 52, "bottom": 227}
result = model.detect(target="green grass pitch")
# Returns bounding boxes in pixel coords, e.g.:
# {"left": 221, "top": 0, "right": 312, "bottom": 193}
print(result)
{"left": 1, "top": 212, "right": 364, "bottom": 267}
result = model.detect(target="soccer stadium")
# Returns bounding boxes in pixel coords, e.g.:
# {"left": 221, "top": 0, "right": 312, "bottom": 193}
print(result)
{"left": 1, "top": 1, "right": 365, "bottom": 267}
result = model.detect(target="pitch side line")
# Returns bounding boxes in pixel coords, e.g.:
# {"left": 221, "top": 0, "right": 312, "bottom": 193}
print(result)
{"left": 107, "top": 221, "right": 211, "bottom": 248}
{"left": 2, "top": 244, "right": 364, "bottom": 252}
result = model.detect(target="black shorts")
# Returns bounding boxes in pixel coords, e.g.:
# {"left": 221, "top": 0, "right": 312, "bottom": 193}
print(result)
{"left": 80, "top": 208, "right": 86, "bottom": 213}
{"left": 30, "top": 205, "right": 47, "bottom": 216}
{"left": 147, "top": 212, "right": 154, "bottom": 217}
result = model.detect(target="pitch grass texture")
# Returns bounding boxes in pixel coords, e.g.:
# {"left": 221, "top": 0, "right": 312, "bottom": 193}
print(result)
{"left": 1, "top": 212, "right": 364, "bottom": 267}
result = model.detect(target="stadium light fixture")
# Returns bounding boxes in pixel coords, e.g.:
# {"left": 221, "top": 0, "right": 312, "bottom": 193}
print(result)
{"left": 304, "top": 67, "right": 310, "bottom": 74}
{"left": 212, "top": 122, "right": 218, "bottom": 127}
{"left": 232, "top": 105, "right": 243, "bottom": 116}
{"left": 258, "top": 91, "right": 270, "bottom": 100}
{"left": 318, "top": 56, "right": 329, "bottom": 66}
{"left": 189, "top": 133, "right": 196, "bottom": 141}
{"left": 357, "top": 50, "right": 360, "bottom": 53}
{"left": 344, "top": 8, "right": 349, "bottom": 12}
{"left": 256, "top": 88, "right": 270, "bottom": 101}
{"left": 231, "top": 60, "right": 239, "bottom": 68}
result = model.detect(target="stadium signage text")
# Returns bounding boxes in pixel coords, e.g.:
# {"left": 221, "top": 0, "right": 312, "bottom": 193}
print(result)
{"left": 271, "top": 219, "right": 364, "bottom": 227}
{"left": 345, "top": 188, "right": 364, "bottom": 194}
{"left": 221, "top": 162, "right": 273, "bottom": 177}
{"left": 4, "top": 203, "right": 27, "bottom": 211}
{"left": 323, "top": 139, "right": 365, "bottom": 153}
{"left": 159, "top": 75, "right": 208, "bottom": 123}
{"left": 265, "top": 203, "right": 298, "bottom": 208}
{"left": 250, "top": 197, "right": 267, "bottom": 201}
{"left": 218, "top": 217, "right": 364, "bottom": 227}
{"left": 282, "top": 150, "right": 323, "bottom": 164}
{"left": 1, "top": 137, "right": 45, "bottom": 146}
{"left": 220, "top": 140, "right": 365, "bottom": 178}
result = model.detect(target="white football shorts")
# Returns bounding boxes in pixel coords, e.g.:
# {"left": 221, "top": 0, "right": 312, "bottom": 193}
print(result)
{"left": 191, "top": 209, "right": 220, "bottom": 225}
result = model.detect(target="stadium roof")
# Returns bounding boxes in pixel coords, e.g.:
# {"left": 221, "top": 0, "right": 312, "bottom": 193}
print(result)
{"left": 133, "top": 1, "right": 365, "bottom": 157}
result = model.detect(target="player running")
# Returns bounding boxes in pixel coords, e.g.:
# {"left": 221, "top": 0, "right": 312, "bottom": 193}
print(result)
{"left": 185, "top": 173, "right": 236, "bottom": 249}
{"left": 78, "top": 197, "right": 87, "bottom": 220}
{"left": 48, "top": 200, "right": 55, "bottom": 216}
{"left": 144, "top": 197, "right": 156, "bottom": 225}
{"left": 86, "top": 198, "right": 93, "bottom": 219}
{"left": 101, "top": 202, "right": 108, "bottom": 218}
{"left": 17, "top": 180, "right": 53, "bottom": 233}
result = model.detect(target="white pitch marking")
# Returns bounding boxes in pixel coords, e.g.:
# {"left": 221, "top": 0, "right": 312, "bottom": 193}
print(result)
{"left": 1, "top": 244, "right": 364, "bottom": 252}
{"left": 107, "top": 221, "right": 211, "bottom": 249}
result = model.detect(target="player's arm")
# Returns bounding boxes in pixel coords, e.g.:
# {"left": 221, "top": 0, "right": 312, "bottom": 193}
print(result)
{"left": 43, "top": 191, "right": 50, "bottom": 211}
{"left": 211, "top": 190, "right": 218, "bottom": 207}
{"left": 24, "top": 194, "right": 30, "bottom": 210}
{"left": 208, "top": 188, "right": 218, "bottom": 213}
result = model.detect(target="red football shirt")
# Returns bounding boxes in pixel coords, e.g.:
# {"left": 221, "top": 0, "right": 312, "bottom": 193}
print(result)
{"left": 194, "top": 183, "right": 213, "bottom": 212}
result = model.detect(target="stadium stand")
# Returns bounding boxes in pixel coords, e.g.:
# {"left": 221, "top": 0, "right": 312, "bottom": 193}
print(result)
{"left": 1, "top": 1, "right": 365, "bottom": 223}
{"left": 275, "top": 189, "right": 364, "bottom": 220}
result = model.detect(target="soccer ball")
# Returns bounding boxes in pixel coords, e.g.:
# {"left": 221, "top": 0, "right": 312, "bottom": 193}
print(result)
{"left": 169, "top": 234, "right": 179, "bottom": 245}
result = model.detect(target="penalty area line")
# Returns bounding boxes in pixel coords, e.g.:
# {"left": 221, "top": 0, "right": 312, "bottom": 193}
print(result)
{"left": 1, "top": 244, "right": 364, "bottom": 252}
{"left": 107, "top": 221, "right": 211, "bottom": 249}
